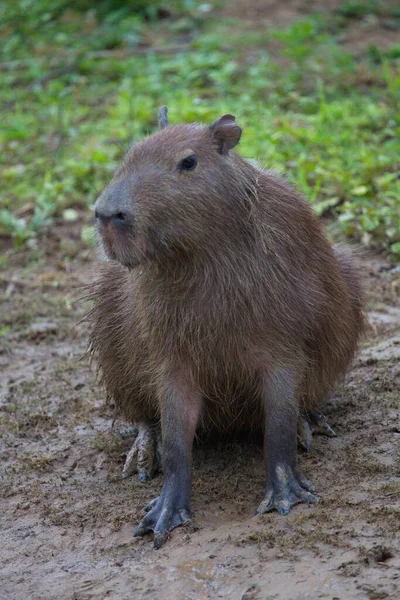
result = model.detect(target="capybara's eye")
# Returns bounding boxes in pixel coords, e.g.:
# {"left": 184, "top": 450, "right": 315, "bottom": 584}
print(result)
{"left": 179, "top": 155, "right": 197, "bottom": 171}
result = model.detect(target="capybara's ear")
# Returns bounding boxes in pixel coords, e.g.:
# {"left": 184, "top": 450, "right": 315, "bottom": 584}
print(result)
{"left": 209, "top": 114, "right": 242, "bottom": 155}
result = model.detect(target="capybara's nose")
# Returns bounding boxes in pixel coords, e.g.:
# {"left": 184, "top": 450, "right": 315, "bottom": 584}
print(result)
{"left": 95, "top": 208, "right": 132, "bottom": 226}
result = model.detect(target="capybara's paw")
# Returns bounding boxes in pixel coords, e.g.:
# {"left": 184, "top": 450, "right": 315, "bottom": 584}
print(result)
{"left": 122, "top": 422, "right": 162, "bottom": 481}
{"left": 297, "top": 411, "right": 336, "bottom": 452}
{"left": 256, "top": 464, "right": 317, "bottom": 516}
{"left": 134, "top": 496, "right": 191, "bottom": 549}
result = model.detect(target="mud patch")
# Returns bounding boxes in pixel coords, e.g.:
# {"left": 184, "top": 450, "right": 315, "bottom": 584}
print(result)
{"left": 1, "top": 231, "right": 399, "bottom": 600}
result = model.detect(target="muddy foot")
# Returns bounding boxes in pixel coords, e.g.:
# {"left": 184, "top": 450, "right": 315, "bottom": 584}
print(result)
{"left": 121, "top": 421, "right": 162, "bottom": 481}
{"left": 134, "top": 496, "right": 191, "bottom": 549}
{"left": 297, "top": 411, "right": 336, "bottom": 452}
{"left": 256, "top": 464, "right": 317, "bottom": 515}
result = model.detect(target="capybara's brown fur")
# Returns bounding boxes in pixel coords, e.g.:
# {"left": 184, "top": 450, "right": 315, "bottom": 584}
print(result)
{"left": 88, "top": 116, "right": 365, "bottom": 435}
{"left": 89, "top": 111, "right": 366, "bottom": 545}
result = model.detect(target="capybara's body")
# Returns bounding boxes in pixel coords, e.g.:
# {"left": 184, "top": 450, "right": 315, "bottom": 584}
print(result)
{"left": 89, "top": 111, "right": 365, "bottom": 547}
{"left": 90, "top": 163, "right": 363, "bottom": 431}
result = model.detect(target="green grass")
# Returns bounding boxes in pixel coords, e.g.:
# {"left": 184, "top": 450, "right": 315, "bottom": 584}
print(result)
{"left": 1, "top": 0, "right": 399, "bottom": 258}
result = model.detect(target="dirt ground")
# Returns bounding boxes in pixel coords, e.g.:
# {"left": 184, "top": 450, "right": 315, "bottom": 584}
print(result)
{"left": 219, "top": 0, "right": 400, "bottom": 54}
{"left": 1, "top": 214, "right": 399, "bottom": 600}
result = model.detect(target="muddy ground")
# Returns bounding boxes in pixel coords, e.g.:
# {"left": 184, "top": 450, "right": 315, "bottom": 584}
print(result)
{"left": 1, "top": 216, "right": 399, "bottom": 600}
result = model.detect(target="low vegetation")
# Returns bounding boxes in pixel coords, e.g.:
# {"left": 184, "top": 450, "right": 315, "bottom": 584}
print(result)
{"left": 1, "top": 0, "right": 399, "bottom": 258}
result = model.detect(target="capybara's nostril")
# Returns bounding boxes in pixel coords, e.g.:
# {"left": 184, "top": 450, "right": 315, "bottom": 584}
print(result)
{"left": 95, "top": 208, "right": 108, "bottom": 223}
{"left": 113, "top": 212, "right": 127, "bottom": 223}
{"left": 95, "top": 208, "right": 131, "bottom": 225}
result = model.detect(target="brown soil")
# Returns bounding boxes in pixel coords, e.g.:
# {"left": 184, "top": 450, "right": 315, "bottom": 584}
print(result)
{"left": 1, "top": 215, "right": 399, "bottom": 600}
{"left": 218, "top": 0, "right": 400, "bottom": 54}
{"left": 220, "top": 0, "right": 344, "bottom": 24}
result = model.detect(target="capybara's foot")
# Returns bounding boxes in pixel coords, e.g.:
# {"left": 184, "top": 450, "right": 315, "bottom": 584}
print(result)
{"left": 297, "top": 411, "right": 336, "bottom": 452}
{"left": 121, "top": 421, "right": 162, "bottom": 481}
{"left": 134, "top": 495, "right": 191, "bottom": 549}
{"left": 256, "top": 464, "right": 317, "bottom": 516}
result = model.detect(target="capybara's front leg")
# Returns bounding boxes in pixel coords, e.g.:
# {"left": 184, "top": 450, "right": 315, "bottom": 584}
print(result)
{"left": 135, "top": 379, "right": 202, "bottom": 549}
{"left": 256, "top": 369, "right": 317, "bottom": 515}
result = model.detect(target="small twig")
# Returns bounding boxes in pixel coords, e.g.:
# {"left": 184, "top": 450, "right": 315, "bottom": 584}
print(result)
{"left": 158, "top": 106, "right": 169, "bottom": 129}
{"left": 86, "top": 43, "right": 232, "bottom": 59}
{"left": 0, "top": 59, "right": 34, "bottom": 72}
{"left": 87, "top": 45, "right": 192, "bottom": 58}
{"left": 25, "top": 64, "right": 77, "bottom": 92}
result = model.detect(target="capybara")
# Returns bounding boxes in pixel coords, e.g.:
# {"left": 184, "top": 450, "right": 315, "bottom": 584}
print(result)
{"left": 88, "top": 107, "right": 365, "bottom": 548}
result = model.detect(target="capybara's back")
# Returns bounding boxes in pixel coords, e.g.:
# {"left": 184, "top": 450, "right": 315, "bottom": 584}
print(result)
{"left": 88, "top": 109, "right": 365, "bottom": 547}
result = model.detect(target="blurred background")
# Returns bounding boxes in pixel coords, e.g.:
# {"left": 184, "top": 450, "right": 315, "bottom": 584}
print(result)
{"left": 1, "top": 0, "right": 399, "bottom": 261}
{"left": 1, "top": 4, "right": 400, "bottom": 597}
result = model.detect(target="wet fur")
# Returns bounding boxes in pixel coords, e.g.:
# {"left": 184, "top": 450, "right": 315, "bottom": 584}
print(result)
{"left": 88, "top": 123, "right": 365, "bottom": 434}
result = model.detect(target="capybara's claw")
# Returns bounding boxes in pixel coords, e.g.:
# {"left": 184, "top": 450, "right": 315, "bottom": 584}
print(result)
{"left": 310, "top": 411, "right": 336, "bottom": 437}
{"left": 144, "top": 497, "right": 159, "bottom": 512}
{"left": 256, "top": 464, "right": 317, "bottom": 515}
{"left": 297, "top": 411, "right": 336, "bottom": 452}
{"left": 134, "top": 497, "right": 191, "bottom": 548}
{"left": 122, "top": 422, "right": 162, "bottom": 480}
{"left": 297, "top": 417, "right": 313, "bottom": 452}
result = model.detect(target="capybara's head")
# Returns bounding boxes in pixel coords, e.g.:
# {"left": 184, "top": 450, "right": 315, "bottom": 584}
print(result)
{"left": 94, "top": 108, "right": 253, "bottom": 268}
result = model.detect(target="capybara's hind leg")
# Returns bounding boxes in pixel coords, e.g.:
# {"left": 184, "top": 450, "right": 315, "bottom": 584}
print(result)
{"left": 297, "top": 411, "right": 336, "bottom": 452}
{"left": 122, "top": 421, "right": 162, "bottom": 481}
{"left": 256, "top": 370, "right": 318, "bottom": 515}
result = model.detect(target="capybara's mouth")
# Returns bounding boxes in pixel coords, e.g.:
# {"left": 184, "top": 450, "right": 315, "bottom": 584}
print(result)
{"left": 98, "top": 222, "right": 115, "bottom": 251}
{"left": 98, "top": 222, "right": 119, "bottom": 260}
{"left": 98, "top": 222, "right": 140, "bottom": 269}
